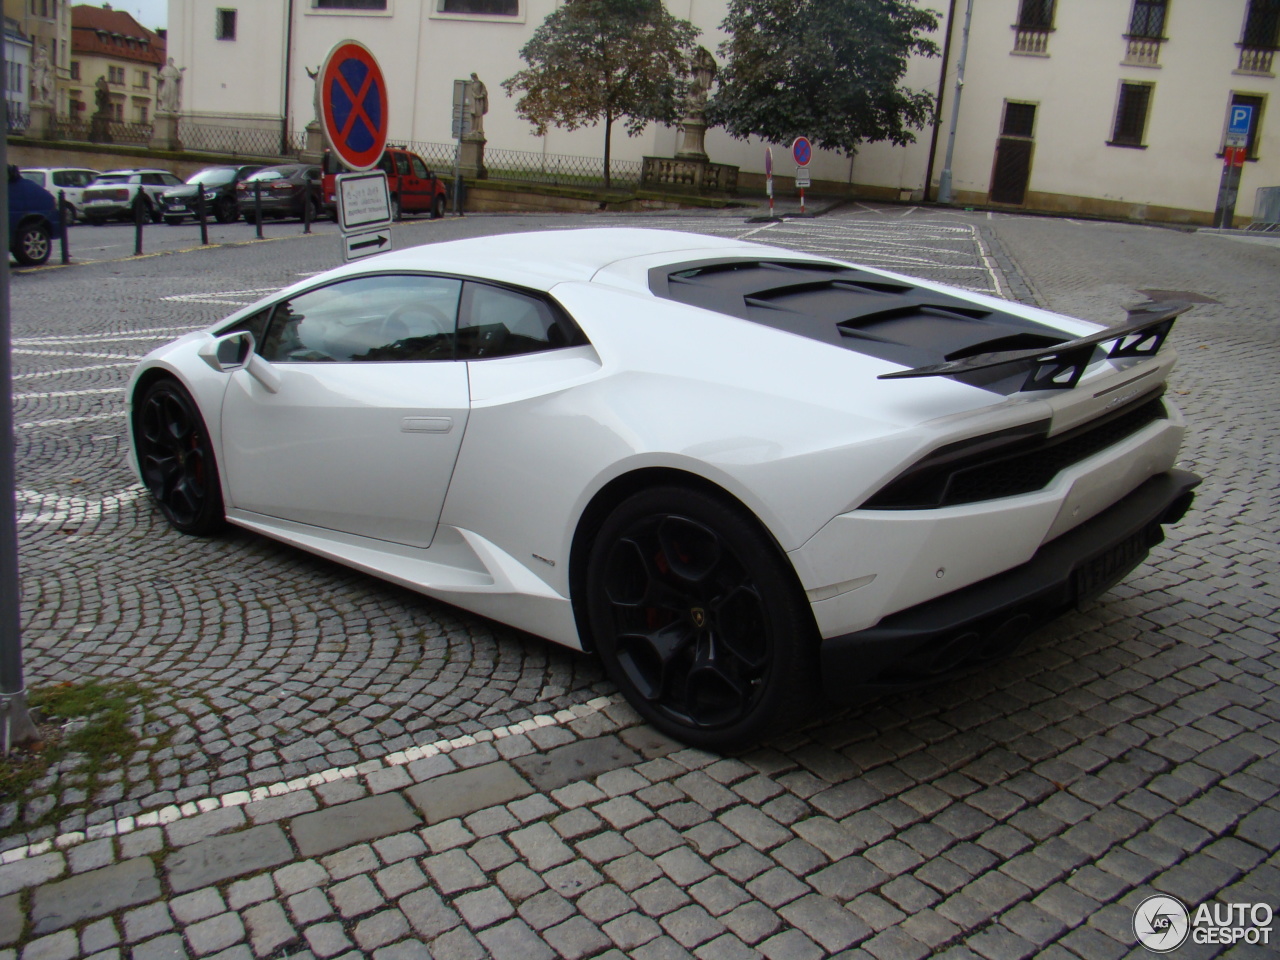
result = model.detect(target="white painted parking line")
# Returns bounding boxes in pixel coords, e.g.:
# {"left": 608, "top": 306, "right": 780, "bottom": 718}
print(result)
{"left": 16, "top": 486, "right": 144, "bottom": 525}
{"left": 17, "top": 411, "right": 125, "bottom": 430}
{"left": 160, "top": 287, "right": 279, "bottom": 306}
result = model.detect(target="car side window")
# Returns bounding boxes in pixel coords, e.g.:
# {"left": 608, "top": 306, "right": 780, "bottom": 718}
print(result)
{"left": 258, "top": 275, "right": 462, "bottom": 364}
{"left": 456, "top": 282, "right": 581, "bottom": 360}
{"left": 411, "top": 157, "right": 429, "bottom": 179}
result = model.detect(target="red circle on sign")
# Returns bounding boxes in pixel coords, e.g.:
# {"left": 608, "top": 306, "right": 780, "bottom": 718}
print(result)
{"left": 319, "top": 40, "right": 389, "bottom": 172}
{"left": 792, "top": 137, "right": 812, "bottom": 167}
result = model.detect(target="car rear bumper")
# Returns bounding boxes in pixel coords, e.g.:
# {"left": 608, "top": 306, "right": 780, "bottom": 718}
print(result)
{"left": 818, "top": 468, "right": 1200, "bottom": 697}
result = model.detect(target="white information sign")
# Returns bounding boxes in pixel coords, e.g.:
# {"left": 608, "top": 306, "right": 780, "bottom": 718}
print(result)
{"left": 343, "top": 229, "right": 393, "bottom": 262}
{"left": 336, "top": 171, "right": 393, "bottom": 233}
{"left": 795, "top": 169, "right": 812, "bottom": 189}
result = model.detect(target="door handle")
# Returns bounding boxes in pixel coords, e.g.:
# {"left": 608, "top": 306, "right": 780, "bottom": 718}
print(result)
{"left": 401, "top": 417, "right": 452, "bottom": 434}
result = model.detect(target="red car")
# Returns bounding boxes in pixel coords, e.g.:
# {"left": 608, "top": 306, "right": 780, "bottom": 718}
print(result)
{"left": 322, "top": 147, "right": 447, "bottom": 221}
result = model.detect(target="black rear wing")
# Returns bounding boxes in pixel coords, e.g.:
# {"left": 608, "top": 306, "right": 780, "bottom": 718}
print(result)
{"left": 878, "top": 300, "right": 1191, "bottom": 392}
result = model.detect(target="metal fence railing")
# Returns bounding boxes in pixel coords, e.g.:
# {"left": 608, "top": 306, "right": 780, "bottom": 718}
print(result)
{"left": 6, "top": 108, "right": 29, "bottom": 134}
{"left": 482, "top": 146, "right": 643, "bottom": 189}
{"left": 25, "top": 117, "right": 648, "bottom": 192}
{"left": 180, "top": 122, "right": 301, "bottom": 159}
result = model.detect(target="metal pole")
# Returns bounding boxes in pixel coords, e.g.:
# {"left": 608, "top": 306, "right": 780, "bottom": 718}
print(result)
{"left": 0, "top": 28, "right": 41, "bottom": 751}
{"left": 924, "top": 0, "right": 960, "bottom": 202}
{"left": 58, "top": 190, "right": 70, "bottom": 265}
{"left": 303, "top": 180, "right": 312, "bottom": 234}
{"left": 936, "top": 0, "right": 974, "bottom": 205}
{"left": 197, "top": 182, "right": 209, "bottom": 245}
{"left": 254, "top": 181, "right": 264, "bottom": 238}
{"left": 133, "top": 192, "right": 145, "bottom": 256}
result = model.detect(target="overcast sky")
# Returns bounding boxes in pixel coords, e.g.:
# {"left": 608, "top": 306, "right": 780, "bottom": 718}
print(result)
{"left": 114, "top": 1, "right": 168, "bottom": 31}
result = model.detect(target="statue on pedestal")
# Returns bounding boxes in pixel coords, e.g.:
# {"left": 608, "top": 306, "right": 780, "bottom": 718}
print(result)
{"left": 465, "top": 73, "right": 488, "bottom": 139}
{"left": 676, "top": 47, "right": 716, "bottom": 160}
{"left": 31, "top": 47, "right": 54, "bottom": 105}
{"left": 157, "top": 58, "right": 185, "bottom": 115}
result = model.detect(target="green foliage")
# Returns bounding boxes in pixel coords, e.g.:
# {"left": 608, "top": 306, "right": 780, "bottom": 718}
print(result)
{"left": 711, "top": 0, "right": 941, "bottom": 155}
{"left": 502, "top": 0, "right": 699, "bottom": 185}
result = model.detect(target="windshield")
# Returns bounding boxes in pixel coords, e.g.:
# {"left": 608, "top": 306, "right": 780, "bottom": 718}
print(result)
{"left": 94, "top": 175, "right": 132, "bottom": 184}
{"left": 186, "top": 168, "right": 237, "bottom": 186}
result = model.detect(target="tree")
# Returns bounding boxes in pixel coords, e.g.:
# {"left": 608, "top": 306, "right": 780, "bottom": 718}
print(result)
{"left": 710, "top": 0, "right": 941, "bottom": 156}
{"left": 503, "top": 0, "right": 698, "bottom": 188}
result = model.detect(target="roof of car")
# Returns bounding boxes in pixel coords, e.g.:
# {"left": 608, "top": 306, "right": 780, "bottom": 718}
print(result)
{"left": 341, "top": 228, "right": 789, "bottom": 291}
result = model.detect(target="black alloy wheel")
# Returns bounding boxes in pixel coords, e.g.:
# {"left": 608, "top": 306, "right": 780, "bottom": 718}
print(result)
{"left": 214, "top": 196, "right": 237, "bottom": 224}
{"left": 135, "top": 379, "right": 225, "bottom": 535}
{"left": 586, "top": 486, "right": 818, "bottom": 751}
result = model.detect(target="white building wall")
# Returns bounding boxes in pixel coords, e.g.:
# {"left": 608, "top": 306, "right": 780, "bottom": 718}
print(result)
{"left": 169, "top": 0, "right": 1278, "bottom": 221}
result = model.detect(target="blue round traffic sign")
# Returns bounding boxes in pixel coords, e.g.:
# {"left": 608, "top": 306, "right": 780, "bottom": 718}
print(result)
{"left": 792, "top": 136, "right": 812, "bottom": 167}
{"left": 319, "top": 40, "right": 389, "bottom": 172}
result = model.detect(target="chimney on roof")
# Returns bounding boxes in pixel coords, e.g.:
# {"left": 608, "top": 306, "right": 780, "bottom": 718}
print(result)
{"left": 103, "top": 3, "right": 112, "bottom": 9}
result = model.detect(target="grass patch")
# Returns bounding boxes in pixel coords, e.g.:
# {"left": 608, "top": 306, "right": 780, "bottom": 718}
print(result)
{"left": 0, "top": 679, "right": 151, "bottom": 837}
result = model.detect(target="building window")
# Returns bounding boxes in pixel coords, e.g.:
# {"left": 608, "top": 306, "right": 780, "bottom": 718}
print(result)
{"left": 1125, "top": 0, "right": 1168, "bottom": 65}
{"left": 1228, "top": 93, "right": 1265, "bottom": 159}
{"left": 439, "top": 0, "right": 518, "bottom": 13}
{"left": 70, "top": 60, "right": 79, "bottom": 80}
{"left": 1016, "top": 0, "right": 1055, "bottom": 29}
{"left": 137, "top": 69, "right": 149, "bottom": 88}
{"left": 1129, "top": 0, "right": 1168, "bottom": 37}
{"left": 138, "top": 104, "right": 148, "bottom": 124}
{"left": 1013, "top": 0, "right": 1055, "bottom": 55}
{"left": 1239, "top": 0, "right": 1279, "bottom": 72}
{"left": 216, "top": 8, "right": 237, "bottom": 40}
{"left": 314, "top": 0, "right": 388, "bottom": 7}
{"left": 108, "top": 65, "right": 125, "bottom": 84}
{"left": 1110, "top": 82, "right": 1153, "bottom": 147}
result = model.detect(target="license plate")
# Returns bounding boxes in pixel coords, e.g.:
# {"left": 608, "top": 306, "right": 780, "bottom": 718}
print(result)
{"left": 1073, "top": 526, "right": 1153, "bottom": 599}
{"left": 170, "top": 205, "right": 188, "bottom": 212}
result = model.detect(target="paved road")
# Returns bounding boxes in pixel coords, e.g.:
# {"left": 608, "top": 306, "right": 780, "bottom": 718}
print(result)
{"left": 0, "top": 207, "right": 1276, "bottom": 959}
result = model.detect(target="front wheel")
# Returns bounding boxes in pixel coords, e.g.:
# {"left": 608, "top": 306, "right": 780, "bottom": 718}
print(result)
{"left": 134, "top": 379, "right": 226, "bottom": 535}
{"left": 214, "top": 197, "right": 237, "bottom": 224}
{"left": 12, "top": 222, "right": 52, "bottom": 266}
{"left": 586, "top": 486, "right": 819, "bottom": 751}
{"left": 146, "top": 199, "right": 163, "bottom": 224}
{"left": 432, "top": 194, "right": 446, "bottom": 219}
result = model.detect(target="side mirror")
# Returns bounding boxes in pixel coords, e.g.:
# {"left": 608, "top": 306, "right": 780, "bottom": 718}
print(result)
{"left": 199, "top": 330, "right": 254, "bottom": 372}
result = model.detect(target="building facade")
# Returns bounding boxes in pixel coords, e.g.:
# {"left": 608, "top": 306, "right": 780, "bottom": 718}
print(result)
{"left": 4, "top": 15, "right": 33, "bottom": 129}
{"left": 167, "top": 0, "right": 1279, "bottom": 224}
{"left": 69, "top": 4, "right": 164, "bottom": 123}
{"left": 3, "top": 0, "right": 71, "bottom": 116}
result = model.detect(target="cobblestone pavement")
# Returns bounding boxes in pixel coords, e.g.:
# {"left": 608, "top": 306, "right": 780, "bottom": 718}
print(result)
{"left": 0, "top": 207, "right": 1276, "bottom": 958}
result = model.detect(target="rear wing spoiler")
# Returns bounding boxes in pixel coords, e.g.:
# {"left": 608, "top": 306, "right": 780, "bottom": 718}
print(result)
{"left": 878, "top": 300, "right": 1191, "bottom": 392}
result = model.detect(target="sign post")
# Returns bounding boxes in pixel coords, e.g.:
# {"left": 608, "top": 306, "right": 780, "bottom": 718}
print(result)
{"left": 318, "top": 40, "right": 391, "bottom": 261}
{"left": 1214, "top": 104, "right": 1252, "bottom": 229}
{"left": 765, "top": 146, "right": 774, "bottom": 218}
{"left": 451, "top": 79, "right": 469, "bottom": 216}
{"left": 792, "top": 136, "right": 812, "bottom": 215}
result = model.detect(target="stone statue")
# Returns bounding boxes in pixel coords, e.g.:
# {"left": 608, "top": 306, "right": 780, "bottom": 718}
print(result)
{"left": 157, "top": 58, "right": 186, "bottom": 114}
{"left": 465, "top": 73, "right": 488, "bottom": 137}
{"left": 31, "top": 46, "right": 54, "bottom": 105}
{"left": 685, "top": 47, "right": 716, "bottom": 120}
{"left": 306, "top": 65, "right": 321, "bottom": 125}
{"left": 94, "top": 75, "right": 111, "bottom": 117}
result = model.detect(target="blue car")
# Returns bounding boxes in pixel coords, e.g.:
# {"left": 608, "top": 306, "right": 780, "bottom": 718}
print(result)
{"left": 8, "top": 164, "right": 65, "bottom": 266}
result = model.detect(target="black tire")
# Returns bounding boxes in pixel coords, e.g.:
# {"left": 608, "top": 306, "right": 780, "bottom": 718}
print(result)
{"left": 586, "top": 485, "right": 819, "bottom": 751}
{"left": 146, "top": 198, "right": 163, "bottom": 224}
{"left": 432, "top": 193, "right": 446, "bottom": 219}
{"left": 86, "top": 216, "right": 105, "bottom": 226}
{"left": 134, "top": 379, "right": 226, "bottom": 536}
{"left": 307, "top": 195, "right": 322, "bottom": 223}
{"left": 12, "top": 221, "right": 52, "bottom": 266}
{"left": 214, "top": 197, "right": 237, "bottom": 224}
{"left": 163, "top": 215, "right": 183, "bottom": 226}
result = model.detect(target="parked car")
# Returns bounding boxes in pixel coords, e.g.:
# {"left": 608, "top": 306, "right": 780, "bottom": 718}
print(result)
{"left": 8, "top": 165, "right": 65, "bottom": 266}
{"left": 160, "top": 164, "right": 264, "bottom": 225}
{"left": 19, "top": 167, "right": 101, "bottom": 222}
{"left": 127, "top": 228, "right": 1200, "bottom": 750}
{"left": 81, "top": 169, "right": 184, "bottom": 224}
{"left": 322, "top": 147, "right": 447, "bottom": 221}
{"left": 236, "top": 164, "right": 323, "bottom": 223}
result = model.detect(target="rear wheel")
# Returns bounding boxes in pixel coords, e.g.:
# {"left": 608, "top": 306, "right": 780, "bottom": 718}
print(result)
{"left": 586, "top": 486, "right": 819, "bottom": 751}
{"left": 134, "top": 379, "right": 225, "bottom": 535}
{"left": 12, "top": 221, "right": 51, "bottom": 266}
{"left": 214, "top": 197, "right": 237, "bottom": 224}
